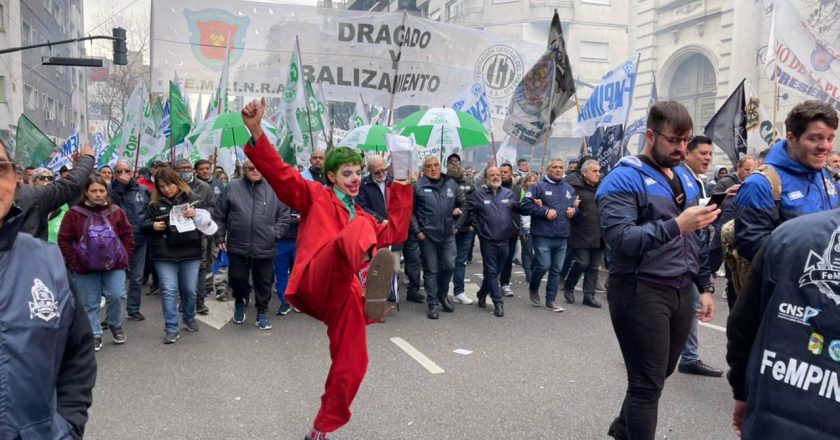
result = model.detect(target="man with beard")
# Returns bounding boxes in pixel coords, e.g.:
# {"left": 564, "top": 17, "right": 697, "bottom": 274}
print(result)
{"left": 302, "top": 150, "right": 327, "bottom": 185}
{"left": 194, "top": 159, "right": 229, "bottom": 301}
{"left": 448, "top": 153, "right": 475, "bottom": 305}
{"left": 596, "top": 101, "right": 719, "bottom": 440}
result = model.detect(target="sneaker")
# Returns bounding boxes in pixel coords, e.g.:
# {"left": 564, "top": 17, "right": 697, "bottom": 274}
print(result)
{"left": 93, "top": 336, "right": 103, "bottom": 352}
{"left": 163, "top": 331, "right": 180, "bottom": 344}
{"left": 215, "top": 292, "right": 229, "bottom": 302}
{"left": 195, "top": 303, "right": 210, "bottom": 315}
{"left": 276, "top": 302, "right": 292, "bottom": 316}
{"left": 595, "top": 282, "right": 607, "bottom": 293}
{"left": 127, "top": 311, "right": 145, "bottom": 321}
{"left": 233, "top": 304, "right": 246, "bottom": 324}
{"left": 453, "top": 293, "right": 474, "bottom": 305}
{"left": 546, "top": 300, "right": 565, "bottom": 312}
{"left": 529, "top": 289, "right": 541, "bottom": 307}
{"left": 110, "top": 327, "right": 126, "bottom": 344}
{"left": 183, "top": 320, "right": 200, "bottom": 332}
{"left": 255, "top": 314, "right": 272, "bottom": 330}
{"left": 501, "top": 285, "right": 514, "bottom": 297}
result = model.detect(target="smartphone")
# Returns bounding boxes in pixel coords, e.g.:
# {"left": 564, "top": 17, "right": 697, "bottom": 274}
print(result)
{"left": 708, "top": 192, "right": 727, "bottom": 208}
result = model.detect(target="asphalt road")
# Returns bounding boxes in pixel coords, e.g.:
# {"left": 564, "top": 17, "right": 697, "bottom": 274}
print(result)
{"left": 86, "top": 262, "right": 737, "bottom": 440}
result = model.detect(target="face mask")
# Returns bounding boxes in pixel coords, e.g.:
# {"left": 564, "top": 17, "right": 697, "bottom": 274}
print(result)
{"left": 179, "top": 172, "right": 193, "bottom": 182}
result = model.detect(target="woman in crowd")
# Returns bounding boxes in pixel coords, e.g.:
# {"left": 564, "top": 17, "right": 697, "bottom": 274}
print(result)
{"left": 58, "top": 175, "right": 134, "bottom": 352}
{"left": 142, "top": 168, "right": 212, "bottom": 344}
{"left": 98, "top": 165, "right": 113, "bottom": 184}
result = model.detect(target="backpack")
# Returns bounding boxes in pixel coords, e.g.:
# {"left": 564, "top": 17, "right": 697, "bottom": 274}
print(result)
{"left": 72, "top": 205, "right": 128, "bottom": 272}
{"left": 720, "top": 164, "right": 782, "bottom": 297}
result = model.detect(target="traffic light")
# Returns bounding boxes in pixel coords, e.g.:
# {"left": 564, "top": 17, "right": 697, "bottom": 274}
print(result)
{"left": 112, "top": 27, "right": 127, "bottom": 65}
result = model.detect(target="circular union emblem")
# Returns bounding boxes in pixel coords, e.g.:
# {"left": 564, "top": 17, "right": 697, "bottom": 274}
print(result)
{"left": 474, "top": 45, "right": 524, "bottom": 101}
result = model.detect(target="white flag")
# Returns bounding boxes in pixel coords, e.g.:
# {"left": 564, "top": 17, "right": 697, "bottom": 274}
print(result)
{"left": 575, "top": 55, "right": 640, "bottom": 137}
{"left": 282, "top": 37, "right": 310, "bottom": 164}
{"left": 193, "top": 94, "right": 204, "bottom": 127}
{"left": 452, "top": 82, "right": 493, "bottom": 131}
{"left": 118, "top": 80, "right": 148, "bottom": 163}
{"left": 349, "top": 94, "right": 369, "bottom": 130}
{"left": 495, "top": 136, "right": 517, "bottom": 167}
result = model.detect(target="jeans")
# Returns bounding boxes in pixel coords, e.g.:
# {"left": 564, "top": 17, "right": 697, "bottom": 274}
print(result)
{"left": 499, "top": 236, "right": 518, "bottom": 286}
{"left": 155, "top": 260, "right": 201, "bottom": 334}
{"left": 521, "top": 236, "right": 535, "bottom": 281}
{"left": 274, "top": 241, "right": 297, "bottom": 305}
{"left": 229, "top": 253, "right": 275, "bottom": 315}
{"left": 607, "top": 275, "right": 694, "bottom": 440}
{"left": 529, "top": 236, "right": 568, "bottom": 303}
{"left": 419, "top": 236, "right": 456, "bottom": 305}
{"left": 403, "top": 235, "right": 422, "bottom": 297}
{"left": 679, "top": 286, "right": 702, "bottom": 366}
{"left": 453, "top": 230, "right": 475, "bottom": 295}
{"left": 72, "top": 270, "right": 126, "bottom": 337}
{"left": 559, "top": 241, "right": 574, "bottom": 279}
{"left": 477, "top": 239, "right": 509, "bottom": 305}
{"left": 563, "top": 248, "right": 603, "bottom": 299}
{"left": 126, "top": 240, "right": 147, "bottom": 315}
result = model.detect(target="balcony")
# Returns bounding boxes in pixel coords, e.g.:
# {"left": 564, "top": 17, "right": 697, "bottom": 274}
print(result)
{"left": 529, "top": 0, "right": 574, "bottom": 22}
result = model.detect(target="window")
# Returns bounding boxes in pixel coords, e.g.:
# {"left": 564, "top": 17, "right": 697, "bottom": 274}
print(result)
{"left": 24, "top": 84, "right": 33, "bottom": 109}
{"left": 58, "top": 103, "right": 65, "bottom": 126}
{"left": 78, "top": 70, "right": 84, "bottom": 91}
{"left": 46, "top": 97, "right": 55, "bottom": 120}
{"left": 22, "top": 20, "right": 30, "bottom": 44}
{"left": 580, "top": 41, "right": 609, "bottom": 62}
{"left": 0, "top": 4, "right": 5, "bottom": 32}
{"left": 446, "top": 1, "right": 458, "bottom": 20}
{"left": 0, "top": 77, "right": 5, "bottom": 102}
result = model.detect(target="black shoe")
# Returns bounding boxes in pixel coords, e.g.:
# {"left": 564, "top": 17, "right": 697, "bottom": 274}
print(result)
{"left": 529, "top": 289, "right": 541, "bottom": 306}
{"left": 477, "top": 291, "right": 487, "bottom": 308}
{"left": 678, "top": 360, "right": 724, "bottom": 377}
{"left": 406, "top": 293, "right": 426, "bottom": 303}
{"left": 564, "top": 291, "right": 575, "bottom": 304}
{"left": 183, "top": 320, "right": 200, "bottom": 332}
{"left": 427, "top": 304, "right": 440, "bottom": 320}
{"left": 127, "top": 311, "right": 145, "bottom": 321}
{"left": 110, "top": 327, "right": 126, "bottom": 344}
{"left": 163, "top": 331, "right": 180, "bottom": 345}
{"left": 93, "top": 336, "right": 103, "bottom": 352}
{"left": 582, "top": 297, "right": 602, "bottom": 308}
{"left": 493, "top": 303, "right": 504, "bottom": 317}
{"left": 607, "top": 417, "right": 628, "bottom": 439}
{"left": 195, "top": 303, "right": 210, "bottom": 315}
{"left": 440, "top": 296, "right": 455, "bottom": 313}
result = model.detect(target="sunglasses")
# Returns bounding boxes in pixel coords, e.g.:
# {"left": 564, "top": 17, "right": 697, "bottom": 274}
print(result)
{"left": 372, "top": 169, "right": 388, "bottom": 175}
{"left": 243, "top": 166, "right": 257, "bottom": 172}
{"left": 0, "top": 159, "right": 16, "bottom": 179}
{"left": 35, "top": 175, "right": 55, "bottom": 181}
{"left": 115, "top": 169, "right": 132, "bottom": 174}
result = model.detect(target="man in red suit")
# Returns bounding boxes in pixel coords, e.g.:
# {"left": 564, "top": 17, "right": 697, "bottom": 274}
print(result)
{"left": 241, "top": 98, "right": 413, "bottom": 440}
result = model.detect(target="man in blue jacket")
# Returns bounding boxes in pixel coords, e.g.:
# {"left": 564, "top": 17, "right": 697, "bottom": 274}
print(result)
{"left": 735, "top": 100, "right": 839, "bottom": 262}
{"left": 110, "top": 159, "right": 151, "bottom": 321}
{"left": 459, "top": 166, "right": 524, "bottom": 317}
{"left": 411, "top": 156, "right": 465, "bottom": 320}
{"left": 596, "top": 101, "right": 719, "bottom": 440}
{"left": 521, "top": 158, "right": 578, "bottom": 312}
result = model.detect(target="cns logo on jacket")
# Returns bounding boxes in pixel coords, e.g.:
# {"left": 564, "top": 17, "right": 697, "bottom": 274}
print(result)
{"left": 798, "top": 225, "right": 840, "bottom": 305}
{"left": 184, "top": 8, "right": 251, "bottom": 71}
{"left": 29, "top": 278, "right": 60, "bottom": 322}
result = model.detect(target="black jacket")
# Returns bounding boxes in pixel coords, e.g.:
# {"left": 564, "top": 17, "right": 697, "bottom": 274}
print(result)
{"left": 214, "top": 177, "right": 290, "bottom": 259}
{"left": 410, "top": 175, "right": 464, "bottom": 242}
{"left": 566, "top": 172, "right": 601, "bottom": 249}
{"left": 108, "top": 179, "right": 151, "bottom": 243}
{"left": 0, "top": 206, "right": 96, "bottom": 439}
{"left": 187, "top": 177, "right": 215, "bottom": 213}
{"left": 141, "top": 192, "right": 205, "bottom": 261}
{"left": 14, "top": 155, "right": 94, "bottom": 240}
{"left": 460, "top": 186, "right": 523, "bottom": 242}
{"left": 452, "top": 170, "right": 477, "bottom": 233}
{"left": 357, "top": 174, "right": 390, "bottom": 223}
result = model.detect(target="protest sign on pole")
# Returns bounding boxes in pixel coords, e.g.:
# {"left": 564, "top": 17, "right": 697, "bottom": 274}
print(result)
{"left": 704, "top": 80, "right": 748, "bottom": 168}
{"left": 14, "top": 114, "right": 56, "bottom": 167}
{"left": 575, "top": 55, "right": 640, "bottom": 137}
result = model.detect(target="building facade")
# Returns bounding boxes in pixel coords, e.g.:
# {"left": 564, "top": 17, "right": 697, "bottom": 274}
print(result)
{"left": 0, "top": 0, "right": 23, "bottom": 150}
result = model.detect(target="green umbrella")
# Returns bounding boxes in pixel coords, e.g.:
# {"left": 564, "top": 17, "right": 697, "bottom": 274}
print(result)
{"left": 337, "top": 125, "right": 393, "bottom": 152}
{"left": 393, "top": 108, "right": 491, "bottom": 151}
{"left": 187, "top": 112, "right": 276, "bottom": 148}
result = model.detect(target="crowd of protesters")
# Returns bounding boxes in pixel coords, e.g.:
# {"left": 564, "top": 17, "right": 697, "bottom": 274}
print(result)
{"left": 0, "top": 97, "right": 837, "bottom": 439}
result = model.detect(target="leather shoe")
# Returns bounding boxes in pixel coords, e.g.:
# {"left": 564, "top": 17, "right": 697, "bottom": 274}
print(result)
{"left": 427, "top": 304, "right": 440, "bottom": 320}
{"left": 582, "top": 297, "right": 602, "bottom": 308}
{"left": 564, "top": 291, "right": 575, "bottom": 304}
{"left": 477, "top": 291, "right": 487, "bottom": 308}
{"left": 529, "top": 289, "right": 541, "bottom": 306}
{"left": 493, "top": 303, "right": 504, "bottom": 317}
{"left": 406, "top": 293, "right": 426, "bottom": 303}
{"left": 440, "top": 296, "right": 455, "bottom": 313}
{"left": 678, "top": 359, "right": 723, "bottom": 377}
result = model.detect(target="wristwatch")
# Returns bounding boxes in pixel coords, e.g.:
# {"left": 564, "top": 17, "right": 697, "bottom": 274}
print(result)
{"left": 702, "top": 285, "right": 715, "bottom": 294}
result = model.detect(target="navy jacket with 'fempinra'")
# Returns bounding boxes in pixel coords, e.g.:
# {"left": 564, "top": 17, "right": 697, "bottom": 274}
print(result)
{"left": 520, "top": 176, "right": 577, "bottom": 238}
{"left": 596, "top": 155, "right": 706, "bottom": 290}
{"left": 461, "top": 186, "right": 523, "bottom": 242}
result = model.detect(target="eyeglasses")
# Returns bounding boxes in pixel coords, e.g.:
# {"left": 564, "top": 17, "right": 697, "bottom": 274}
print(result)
{"left": 115, "top": 169, "right": 132, "bottom": 174}
{"left": 243, "top": 166, "right": 257, "bottom": 172}
{"left": 0, "top": 159, "right": 16, "bottom": 179}
{"left": 651, "top": 129, "right": 694, "bottom": 146}
{"left": 372, "top": 169, "right": 387, "bottom": 175}
{"left": 35, "top": 175, "right": 55, "bottom": 181}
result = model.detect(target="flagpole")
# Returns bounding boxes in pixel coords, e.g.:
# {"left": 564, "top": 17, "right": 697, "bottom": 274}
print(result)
{"left": 296, "top": 36, "right": 317, "bottom": 153}
{"left": 132, "top": 132, "right": 143, "bottom": 173}
{"left": 575, "top": 95, "right": 588, "bottom": 158}
{"left": 491, "top": 132, "right": 497, "bottom": 161}
{"left": 772, "top": 78, "right": 779, "bottom": 131}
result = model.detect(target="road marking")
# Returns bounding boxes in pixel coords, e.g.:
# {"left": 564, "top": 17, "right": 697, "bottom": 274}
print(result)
{"left": 390, "top": 337, "right": 445, "bottom": 374}
{"left": 700, "top": 322, "right": 726, "bottom": 332}
{"left": 195, "top": 297, "right": 234, "bottom": 330}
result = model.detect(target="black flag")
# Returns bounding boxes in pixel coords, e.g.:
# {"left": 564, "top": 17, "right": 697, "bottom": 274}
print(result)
{"left": 588, "top": 125, "right": 625, "bottom": 174}
{"left": 547, "top": 9, "right": 576, "bottom": 121}
{"left": 704, "top": 79, "right": 748, "bottom": 168}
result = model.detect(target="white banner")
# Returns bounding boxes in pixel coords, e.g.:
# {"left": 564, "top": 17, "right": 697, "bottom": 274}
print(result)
{"left": 451, "top": 82, "right": 493, "bottom": 131}
{"left": 574, "top": 55, "right": 639, "bottom": 137}
{"left": 151, "top": 0, "right": 543, "bottom": 117}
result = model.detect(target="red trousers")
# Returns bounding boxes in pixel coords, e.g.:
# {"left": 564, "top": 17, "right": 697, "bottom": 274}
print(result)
{"left": 289, "top": 219, "right": 377, "bottom": 433}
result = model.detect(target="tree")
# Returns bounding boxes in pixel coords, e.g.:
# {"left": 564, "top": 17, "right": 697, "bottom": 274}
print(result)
{"left": 86, "top": 6, "right": 151, "bottom": 140}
